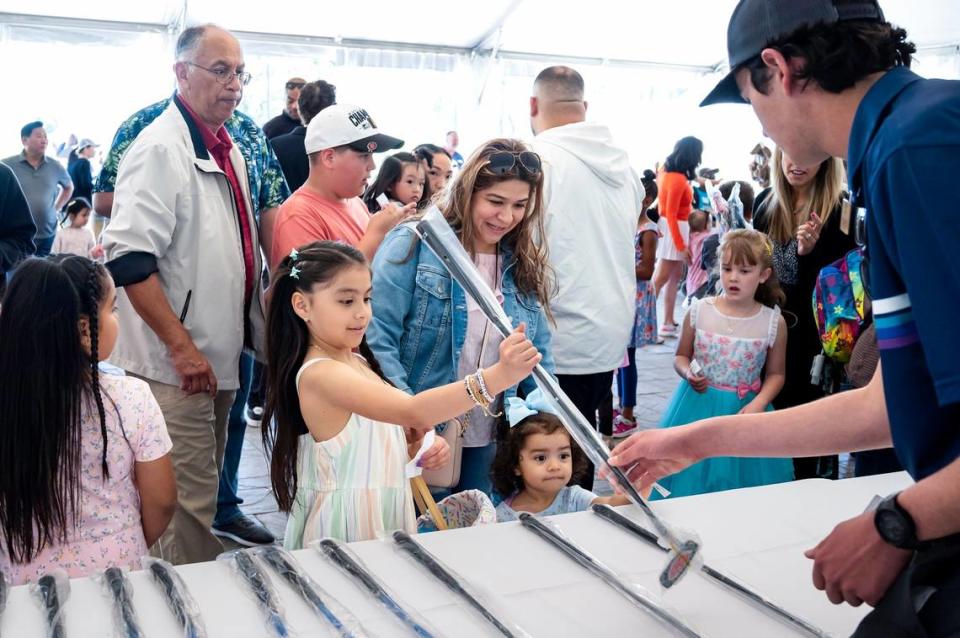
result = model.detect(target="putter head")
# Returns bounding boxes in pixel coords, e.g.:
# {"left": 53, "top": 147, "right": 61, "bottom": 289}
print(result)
{"left": 659, "top": 539, "right": 700, "bottom": 588}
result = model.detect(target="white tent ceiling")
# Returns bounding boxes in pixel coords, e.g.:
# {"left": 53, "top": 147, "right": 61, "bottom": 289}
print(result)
{"left": 2, "top": 0, "right": 959, "bottom": 70}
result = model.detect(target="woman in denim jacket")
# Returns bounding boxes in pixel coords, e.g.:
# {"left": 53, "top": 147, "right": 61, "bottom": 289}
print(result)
{"left": 368, "top": 139, "right": 556, "bottom": 498}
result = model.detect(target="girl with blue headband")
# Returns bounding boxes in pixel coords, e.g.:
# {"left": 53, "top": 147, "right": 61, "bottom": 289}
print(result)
{"left": 491, "top": 390, "right": 628, "bottom": 522}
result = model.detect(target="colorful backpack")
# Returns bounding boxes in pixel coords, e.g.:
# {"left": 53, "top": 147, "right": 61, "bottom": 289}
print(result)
{"left": 812, "top": 248, "right": 867, "bottom": 363}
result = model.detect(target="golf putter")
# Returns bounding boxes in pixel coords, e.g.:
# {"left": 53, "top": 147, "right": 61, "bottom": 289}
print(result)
{"left": 415, "top": 206, "right": 700, "bottom": 587}
{"left": 593, "top": 504, "right": 828, "bottom": 637}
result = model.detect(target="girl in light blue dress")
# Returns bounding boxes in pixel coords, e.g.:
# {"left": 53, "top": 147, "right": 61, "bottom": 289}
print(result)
{"left": 654, "top": 229, "right": 794, "bottom": 499}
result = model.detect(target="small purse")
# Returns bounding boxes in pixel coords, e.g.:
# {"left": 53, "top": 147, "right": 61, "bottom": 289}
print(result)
{"left": 422, "top": 416, "right": 466, "bottom": 488}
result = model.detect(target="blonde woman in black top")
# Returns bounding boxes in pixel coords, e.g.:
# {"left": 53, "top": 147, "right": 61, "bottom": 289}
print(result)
{"left": 752, "top": 147, "right": 856, "bottom": 480}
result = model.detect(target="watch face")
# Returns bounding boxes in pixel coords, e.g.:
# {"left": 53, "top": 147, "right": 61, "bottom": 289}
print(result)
{"left": 878, "top": 508, "right": 909, "bottom": 545}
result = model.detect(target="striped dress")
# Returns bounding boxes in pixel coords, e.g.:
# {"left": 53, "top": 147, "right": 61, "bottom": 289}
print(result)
{"left": 284, "top": 357, "right": 416, "bottom": 549}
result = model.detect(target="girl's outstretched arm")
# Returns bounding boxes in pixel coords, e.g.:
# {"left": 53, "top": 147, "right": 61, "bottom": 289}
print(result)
{"left": 302, "top": 326, "right": 541, "bottom": 433}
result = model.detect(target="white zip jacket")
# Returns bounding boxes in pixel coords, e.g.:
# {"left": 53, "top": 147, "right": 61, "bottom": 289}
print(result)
{"left": 531, "top": 122, "right": 644, "bottom": 375}
{"left": 102, "top": 98, "right": 265, "bottom": 390}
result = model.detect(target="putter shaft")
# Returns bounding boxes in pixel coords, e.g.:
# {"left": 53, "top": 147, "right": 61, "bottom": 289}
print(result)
{"left": 592, "top": 504, "right": 827, "bottom": 637}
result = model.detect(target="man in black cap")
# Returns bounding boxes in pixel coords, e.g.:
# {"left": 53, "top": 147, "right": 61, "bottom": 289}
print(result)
{"left": 609, "top": 2, "right": 960, "bottom": 635}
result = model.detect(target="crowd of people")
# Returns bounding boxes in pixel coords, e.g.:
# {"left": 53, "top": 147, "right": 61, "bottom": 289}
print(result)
{"left": 0, "top": 1, "right": 957, "bottom": 634}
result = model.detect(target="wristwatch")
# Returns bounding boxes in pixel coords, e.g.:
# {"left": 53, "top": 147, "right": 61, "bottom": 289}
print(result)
{"left": 874, "top": 492, "right": 920, "bottom": 550}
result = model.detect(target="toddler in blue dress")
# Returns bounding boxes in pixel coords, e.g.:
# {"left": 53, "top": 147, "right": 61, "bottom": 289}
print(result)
{"left": 492, "top": 390, "right": 628, "bottom": 521}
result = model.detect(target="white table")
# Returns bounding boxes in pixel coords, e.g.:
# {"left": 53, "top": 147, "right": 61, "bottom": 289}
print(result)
{"left": 1, "top": 472, "right": 911, "bottom": 637}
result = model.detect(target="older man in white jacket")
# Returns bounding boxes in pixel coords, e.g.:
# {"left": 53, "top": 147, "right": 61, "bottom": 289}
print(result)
{"left": 529, "top": 66, "right": 644, "bottom": 490}
{"left": 102, "top": 25, "right": 269, "bottom": 564}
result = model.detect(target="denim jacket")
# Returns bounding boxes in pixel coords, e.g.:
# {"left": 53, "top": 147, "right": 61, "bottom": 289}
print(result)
{"left": 368, "top": 223, "right": 555, "bottom": 401}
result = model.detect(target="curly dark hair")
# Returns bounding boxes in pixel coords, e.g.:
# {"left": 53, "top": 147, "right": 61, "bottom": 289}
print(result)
{"left": 490, "top": 412, "right": 588, "bottom": 498}
{"left": 741, "top": 12, "right": 915, "bottom": 97}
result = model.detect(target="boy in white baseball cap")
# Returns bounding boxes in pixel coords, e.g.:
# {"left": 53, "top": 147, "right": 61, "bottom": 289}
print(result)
{"left": 270, "top": 104, "right": 409, "bottom": 269}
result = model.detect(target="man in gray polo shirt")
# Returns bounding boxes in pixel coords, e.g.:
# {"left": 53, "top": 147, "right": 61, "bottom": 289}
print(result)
{"left": 2, "top": 121, "right": 73, "bottom": 256}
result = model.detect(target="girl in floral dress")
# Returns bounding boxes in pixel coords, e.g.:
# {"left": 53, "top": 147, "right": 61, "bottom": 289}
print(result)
{"left": 653, "top": 229, "right": 794, "bottom": 498}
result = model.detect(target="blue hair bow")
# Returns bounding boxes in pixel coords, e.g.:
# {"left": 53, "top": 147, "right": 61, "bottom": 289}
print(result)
{"left": 506, "top": 388, "right": 559, "bottom": 427}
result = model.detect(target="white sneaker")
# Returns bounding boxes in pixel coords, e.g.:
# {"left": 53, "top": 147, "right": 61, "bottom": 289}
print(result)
{"left": 659, "top": 323, "right": 679, "bottom": 338}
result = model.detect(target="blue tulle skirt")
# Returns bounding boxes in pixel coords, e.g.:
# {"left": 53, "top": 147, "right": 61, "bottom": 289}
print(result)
{"left": 651, "top": 382, "right": 794, "bottom": 500}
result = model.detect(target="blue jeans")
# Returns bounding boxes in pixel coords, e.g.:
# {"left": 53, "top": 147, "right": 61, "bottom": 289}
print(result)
{"left": 214, "top": 352, "right": 253, "bottom": 527}
{"left": 431, "top": 442, "right": 497, "bottom": 502}
{"left": 34, "top": 235, "right": 54, "bottom": 257}
{"left": 616, "top": 347, "right": 638, "bottom": 409}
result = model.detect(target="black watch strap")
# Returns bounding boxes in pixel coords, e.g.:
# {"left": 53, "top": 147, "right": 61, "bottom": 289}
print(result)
{"left": 874, "top": 493, "right": 920, "bottom": 550}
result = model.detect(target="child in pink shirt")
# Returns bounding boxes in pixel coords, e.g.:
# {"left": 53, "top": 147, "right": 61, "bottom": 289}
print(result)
{"left": 0, "top": 257, "right": 175, "bottom": 585}
{"left": 686, "top": 210, "right": 714, "bottom": 298}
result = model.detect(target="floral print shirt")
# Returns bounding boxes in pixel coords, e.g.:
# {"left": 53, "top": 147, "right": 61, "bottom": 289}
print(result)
{"left": 95, "top": 97, "right": 290, "bottom": 220}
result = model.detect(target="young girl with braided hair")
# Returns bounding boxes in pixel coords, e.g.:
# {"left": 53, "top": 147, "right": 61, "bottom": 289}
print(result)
{"left": 263, "top": 241, "right": 541, "bottom": 547}
{"left": 0, "top": 256, "right": 175, "bottom": 585}
{"left": 652, "top": 229, "right": 794, "bottom": 499}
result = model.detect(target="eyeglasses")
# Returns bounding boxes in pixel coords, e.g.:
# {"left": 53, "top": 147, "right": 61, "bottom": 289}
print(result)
{"left": 486, "top": 151, "right": 541, "bottom": 176}
{"left": 285, "top": 81, "right": 306, "bottom": 91}
{"left": 186, "top": 62, "right": 251, "bottom": 86}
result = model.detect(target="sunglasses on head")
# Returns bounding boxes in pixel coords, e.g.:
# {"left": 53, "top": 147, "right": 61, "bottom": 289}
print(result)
{"left": 486, "top": 151, "right": 541, "bottom": 176}
{"left": 286, "top": 81, "right": 306, "bottom": 91}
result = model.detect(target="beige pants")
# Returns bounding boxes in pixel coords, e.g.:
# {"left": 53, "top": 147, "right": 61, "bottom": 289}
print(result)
{"left": 134, "top": 374, "right": 235, "bottom": 565}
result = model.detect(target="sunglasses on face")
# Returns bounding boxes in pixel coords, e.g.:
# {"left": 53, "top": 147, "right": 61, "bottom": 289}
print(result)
{"left": 486, "top": 151, "right": 542, "bottom": 176}
{"left": 285, "top": 81, "right": 306, "bottom": 91}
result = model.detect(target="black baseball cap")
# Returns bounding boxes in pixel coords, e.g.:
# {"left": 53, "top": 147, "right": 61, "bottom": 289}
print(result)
{"left": 700, "top": 0, "right": 885, "bottom": 107}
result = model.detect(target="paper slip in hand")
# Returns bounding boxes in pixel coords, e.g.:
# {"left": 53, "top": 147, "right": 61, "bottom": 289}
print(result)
{"left": 405, "top": 430, "right": 436, "bottom": 478}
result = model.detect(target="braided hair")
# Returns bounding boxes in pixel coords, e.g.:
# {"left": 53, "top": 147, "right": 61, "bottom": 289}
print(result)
{"left": 0, "top": 255, "right": 114, "bottom": 563}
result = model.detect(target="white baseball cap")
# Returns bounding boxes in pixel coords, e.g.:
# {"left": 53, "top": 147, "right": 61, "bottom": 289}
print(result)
{"left": 304, "top": 103, "right": 404, "bottom": 154}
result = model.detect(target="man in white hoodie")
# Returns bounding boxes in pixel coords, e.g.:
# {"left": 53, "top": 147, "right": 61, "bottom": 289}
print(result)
{"left": 529, "top": 66, "right": 644, "bottom": 489}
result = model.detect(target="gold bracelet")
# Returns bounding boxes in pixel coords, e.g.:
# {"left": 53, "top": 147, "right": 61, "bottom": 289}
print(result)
{"left": 464, "top": 375, "right": 483, "bottom": 407}
{"left": 468, "top": 372, "right": 502, "bottom": 418}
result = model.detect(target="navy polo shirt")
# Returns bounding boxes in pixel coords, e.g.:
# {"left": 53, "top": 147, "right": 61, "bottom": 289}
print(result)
{"left": 848, "top": 67, "right": 960, "bottom": 480}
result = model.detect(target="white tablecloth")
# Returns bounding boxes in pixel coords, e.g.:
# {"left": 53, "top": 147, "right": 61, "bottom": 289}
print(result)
{"left": 1, "top": 472, "right": 912, "bottom": 637}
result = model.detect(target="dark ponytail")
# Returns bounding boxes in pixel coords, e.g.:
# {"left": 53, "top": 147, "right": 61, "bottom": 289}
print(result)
{"left": 0, "top": 256, "right": 112, "bottom": 563}
{"left": 262, "top": 241, "right": 393, "bottom": 513}
{"left": 640, "top": 169, "right": 658, "bottom": 202}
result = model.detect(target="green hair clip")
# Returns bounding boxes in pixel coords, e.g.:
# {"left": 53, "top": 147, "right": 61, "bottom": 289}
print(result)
{"left": 290, "top": 266, "right": 301, "bottom": 280}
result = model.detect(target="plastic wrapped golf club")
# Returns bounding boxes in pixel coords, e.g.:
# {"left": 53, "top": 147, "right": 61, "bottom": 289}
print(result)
{"left": 415, "top": 206, "right": 699, "bottom": 587}
{"left": 95, "top": 567, "right": 144, "bottom": 638}
{"left": 517, "top": 513, "right": 701, "bottom": 637}
{"left": 392, "top": 530, "right": 530, "bottom": 637}
{"left": 315, "top": 539, "right": 438, "bottom": 638}
{"left": 31, "top": 570, "right": 70, "bottom": 638}
{"left": 143, "top": 557, "right": 208, "bottom": 638}
{"left": 222, "top": 549, "right": 291, "bottom": 637}
{"left": 592, "top": 504, "right": 829, "bottom": 637}
{"left": 254, "top": 545, "right": 365, "bottom": 637}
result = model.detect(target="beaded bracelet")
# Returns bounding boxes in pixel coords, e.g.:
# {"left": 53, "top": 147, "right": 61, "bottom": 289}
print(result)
{"left": 475, "top": 368, "right": 495, "bottom": 404}
{"left": 464, "top": 375, "right": 482, "bottom": 406}
{"left": 468, "top": 372, "right": 502, "bottom": 418}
